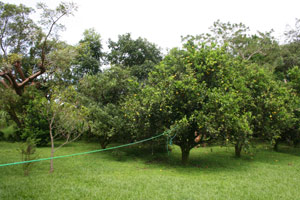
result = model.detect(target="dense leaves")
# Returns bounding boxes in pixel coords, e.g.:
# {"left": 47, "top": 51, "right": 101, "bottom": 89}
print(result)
{"left": 72, "top": 28, "right": 104, "bottom": 81}
{"left": 79, "top": 67, "right": 138, "bottom": 148}
{"left": 0, "top": 2, "right": 37, "bottom": 56}
{"left": 107, "top": 33, "right": 162, "bottom": 81}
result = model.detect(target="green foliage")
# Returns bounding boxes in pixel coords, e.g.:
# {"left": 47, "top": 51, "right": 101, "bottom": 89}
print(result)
{"left": 0, "top": 125, "right": 17, "bottom": 140}
{"left": 276, "top": 19, "right": 300, "bottom": 75}
{"left": 277, "top": 42, "right": 300, "bottom": 75}
{"left": 284, "top": 66, "right": 300, "bottom": 146}
{"left": 37, "top": 2, "right": 77, "bottom": 30}
{"left": 42, "top": 41, "right": 78, "bottom": 86}
{"left": 1, "top": 1, "right": 300, "bottom": 173}
{"left": 0, "top": 2, "right": 37, "bottom": 55}
{"left": 0, "top": 110, "right": 8, "bottom": 129}
{"left": 0, "top": 85, "right": 50, "bottom": 144}
{"left": 79, "top": 66, "right": 136, "bottom": 105}
{"left": 73, "top": 28, "right": 104, "bottom": 81}
{"left": 49, "top": 86, "right": 89, "bottom": 138}
{"left": 124, "top": 44, "right": 238, "bottom": 161}
{"left": 0, "top": 85, "right": 23, "bottom": 138}
{"left": 0, "top": 1, "right": 78, "bottom": 140}
{"left": 125, "top": 38, "right": 296, "bottom": 160}
{"left": 88, "top": 104, "right": 124, "bottom": 148}
{"left": 44, "top": 85, "right": 88, "bottom": 173}
{"left": 287, "top": 66, "right": 300, "bottom": 92}
{"left": 18, "top": 137, "right": 37, "bottom": 176}
{"left": 242, "top": 66, "right": 296, "bottom": 147}
{"left": 22, "top": 88, "right": 49, "bottom": 146}
{"left": 184, "top": 20, "right": 281, "bottom": 69}
{"left": 79, "top": 66, "right": 137, "bottom": 148}
{"left": 107, "top": 33, "right": 162, "bottom": 81}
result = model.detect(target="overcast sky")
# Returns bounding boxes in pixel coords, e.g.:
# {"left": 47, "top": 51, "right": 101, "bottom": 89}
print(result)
{"left": 4, "top": 0, "right": 300, "bottom": 51}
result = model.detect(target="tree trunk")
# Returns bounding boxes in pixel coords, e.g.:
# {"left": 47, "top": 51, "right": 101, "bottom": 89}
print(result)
{"left": 273, "top": 140, "right": 279, "bottom": 152}
{"left": 294, "top": 139, "right": 299, "bottom": 148}
{"left": 100, "top": 143, "right": 106, "bottom": 149}
{"left": 100, "top": 141, "right": 107, "bottom": 149}
{"left": 180, "top": 146, "right": 190, "bottom": 165}
{"left": 6, "top": 108, "right": 23, "bottom": 140}
{"left": 235, "top": 142, "right": 243, "bottom": 157}
{"left": 100, "top": 137, "right": 111, "bottom": 149}
{"left": 7, "top": 108, "right": 22, "bottom": 128}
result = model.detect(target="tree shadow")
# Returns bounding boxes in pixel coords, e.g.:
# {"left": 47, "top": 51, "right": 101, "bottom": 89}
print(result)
{"left": 274, "top": 144, "right": 300, "bottom": 157}
{"left": 96, "top": 144, "right": 262, "bottom": 173}
{"left": 95, "top": 141, "right": 300, "bottom": 174}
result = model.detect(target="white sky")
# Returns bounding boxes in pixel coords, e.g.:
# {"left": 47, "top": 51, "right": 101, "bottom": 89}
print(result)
{"left": 4, "top": 0, "right": 300, "bottom": 51}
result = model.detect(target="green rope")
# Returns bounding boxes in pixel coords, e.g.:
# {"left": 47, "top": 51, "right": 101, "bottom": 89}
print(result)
{"left": 0, "top": 132, "right": 166, "bottom": 167}
{"left": 169, "top": 133, "right": 177, "bottom": 146}
{"left": 166, "top": 128, "right": 177, "bottom": 156}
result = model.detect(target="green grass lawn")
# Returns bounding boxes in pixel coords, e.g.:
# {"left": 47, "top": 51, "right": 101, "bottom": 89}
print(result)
{"left": 0, "top": 141, "right": 300, "bottom": 200}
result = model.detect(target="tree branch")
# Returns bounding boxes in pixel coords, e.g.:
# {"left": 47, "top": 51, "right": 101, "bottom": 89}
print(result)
{"left": 18, "top": 70, "right": 43, "bottom": 88}
{"left": 3, "top": 74, "right": 13, "bottom": 86}
{"left": 246, "top": 49, "right": 263, "bottom": 60}
{"left": 54, "top": 133, "right": 70, "bottom": 152}
{"left": 0, "top": 18, "right": 9, "bottom": 57}
{"left": 54, "top": 130, "right": 82, "bottom": 153}
{"left": 7, "top": 108, "right": 22, "bottom": 128}
{"left": 14, "top": 61, "right": 26, "bottom": 81}
{"left": 41, "top": 12, "right": 67, "bottom": 69}
{"left": 0, "top": 79, "right": 9, "bottom": 88}
{"left": 6, "top": 72, "right": 21, "bottom": 90}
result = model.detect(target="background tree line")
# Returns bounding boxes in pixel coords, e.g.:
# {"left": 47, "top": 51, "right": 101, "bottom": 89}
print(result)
{"left": 0, "top": 1, "right": 299, "bottom": 168}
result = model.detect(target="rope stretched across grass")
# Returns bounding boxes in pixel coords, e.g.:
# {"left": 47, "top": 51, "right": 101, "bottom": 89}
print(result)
{"left": 0, "top": 132, "right": 172, "bottom": 167}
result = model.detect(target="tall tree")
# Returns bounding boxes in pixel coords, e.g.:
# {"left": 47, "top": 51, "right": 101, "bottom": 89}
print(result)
{"left": 0, "top": 2, "right": 77, "bottom": 143}
{"left": 73, "top": 28, "right": 104, "bottom": 81}
{"left": 285, "top": 18, "right": 300, "bottom": 43}
{"left": 107, "top": 33, "right": 162, "bottom": 81}
{"left": 277, "top": 19, "right": 300, "bottom": 75}
{"left": 79, "top": 66, "right": 138, "bottom": 148}
{"left": 0, "top": 2, "right": 37, "bottom": 56}
{"left": 45, "top": 86, "right": 88, "bottom": 173}
{"left": 125, "top": 38, "right": 295, "bottom": 163}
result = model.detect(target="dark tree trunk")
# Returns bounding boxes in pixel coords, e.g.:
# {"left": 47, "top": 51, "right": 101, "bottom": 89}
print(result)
{"left": 100, "top": 140, "right": 108, "bottom": 149}
{"left": 180, "top": 146, "right": 190, "bottom": 165}
{"left": 294, "top": 139, "right": 299, "bottom": 148}
{"left": 7, "top": 108, "right": 22, "bottom": 128}
{"left": 273, "top": 140, "right": 279, "bottom": 152}
{"left": 7, "top": 108, "right": 22, "bottom": 140}
{"left": 235, "top": 142, "right": 243, "bottom": 157}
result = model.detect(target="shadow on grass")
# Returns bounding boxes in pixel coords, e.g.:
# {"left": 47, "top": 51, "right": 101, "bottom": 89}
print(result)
{"left": 274, "top": 144, "right": 300, "bottom": 157}
{"left": 94, "top": 141, "right": 300, "bottom": 173}
{"left": 29, "top": 139, "right": 298, "bottom": 173}
{"left": 95, "top": 144, "right": 251, "bottom": 172}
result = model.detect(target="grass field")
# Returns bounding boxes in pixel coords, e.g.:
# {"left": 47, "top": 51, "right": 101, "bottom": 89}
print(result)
{"left": 0, "top": 140, "right": 300, "bottom": 200}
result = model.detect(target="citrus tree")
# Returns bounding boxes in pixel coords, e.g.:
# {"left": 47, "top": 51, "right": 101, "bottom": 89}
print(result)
{"left": 78, "top": 66, "right": 138, "bottom": 148}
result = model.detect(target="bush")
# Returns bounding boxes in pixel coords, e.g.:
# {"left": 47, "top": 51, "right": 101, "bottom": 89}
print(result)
{"left": 1, "top": 125, "right": 18, "bottom": 141}
{"left": 18, "top": 138, "right": 38, "bottom": 176}
{"left": 21, "top": 89, "right": 50, "bottom": 146}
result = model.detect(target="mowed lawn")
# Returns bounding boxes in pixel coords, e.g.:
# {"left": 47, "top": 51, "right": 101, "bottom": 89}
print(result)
{"left": 0, "top": 141, "right": 300, "bottom": 200}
